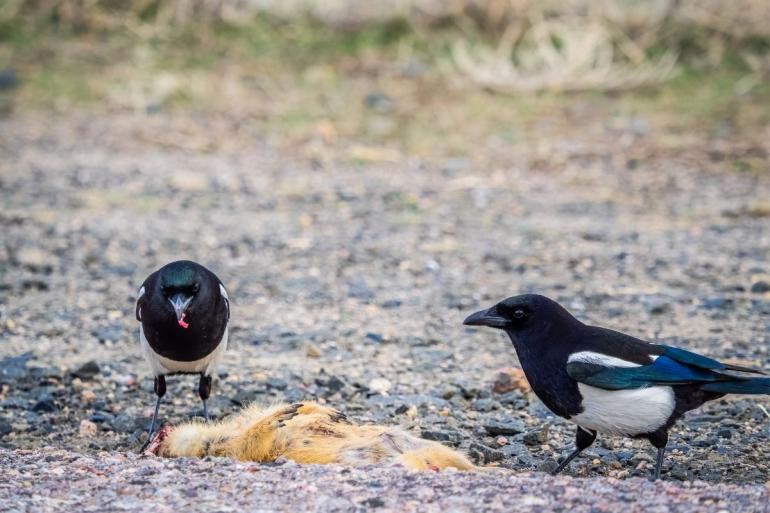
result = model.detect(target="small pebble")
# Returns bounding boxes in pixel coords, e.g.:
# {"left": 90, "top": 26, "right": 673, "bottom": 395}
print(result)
{"left": 368, "top": 378, "right": 391, "bottom": 395}
{"left": 79, "top": 420, "right": 97, "bottom": 437}
{"left": 305, "top": 344, "right": 322, "bottom": 358}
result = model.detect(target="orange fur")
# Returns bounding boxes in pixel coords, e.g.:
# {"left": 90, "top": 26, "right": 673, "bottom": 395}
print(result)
{"left": 152, "top": 401, "right": 477, "bottom": 471}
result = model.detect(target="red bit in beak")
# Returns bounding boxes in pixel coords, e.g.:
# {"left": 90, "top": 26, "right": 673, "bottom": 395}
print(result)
{"left": 178, "top": 313, "right": 189, "bottom": 329}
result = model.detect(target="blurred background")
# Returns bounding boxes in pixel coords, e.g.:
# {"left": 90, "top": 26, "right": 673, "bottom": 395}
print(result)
{"left": 1, "top": 0, "right": 768, "bottom": 164}
{"left": 1, "top": 0, "right": 769, "bottom": 480}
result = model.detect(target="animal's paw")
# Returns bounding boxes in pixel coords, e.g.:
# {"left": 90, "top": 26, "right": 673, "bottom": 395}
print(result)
{"left": 328, "top": 408, "right": 349, "bottom": 424}
{"left": 275, "top": 403, "right": 303, "bottom": 428}
{"left": 295, "top": 402, "right": 349, "bottom": 423}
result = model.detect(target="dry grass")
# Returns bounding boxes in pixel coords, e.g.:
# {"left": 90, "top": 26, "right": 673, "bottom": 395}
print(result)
{"left": 1, "top": 0, "right": 767, "bottom": 163}
{"left": 452, "top": 18, "right": 678, "bottom": 93}
{"left": 9, "top": 0, "right": 768, "bottom": 36}
{"left": 3, "top": 0, "right": 767, "bottom": 95}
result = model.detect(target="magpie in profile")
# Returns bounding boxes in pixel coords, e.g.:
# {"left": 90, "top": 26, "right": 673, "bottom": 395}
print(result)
{"left": 464, "top": 294, "right": 769, "bottom": 480}
{"left": 136, "top": 260, "right": 230, "bottom": 449}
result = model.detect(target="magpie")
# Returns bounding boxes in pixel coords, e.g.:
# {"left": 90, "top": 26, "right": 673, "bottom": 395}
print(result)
{"left": 464, "top": 294, "right": 769, "bottom": 480}
{"left": 135, "top": 260, "right": 230, "bottom": 449}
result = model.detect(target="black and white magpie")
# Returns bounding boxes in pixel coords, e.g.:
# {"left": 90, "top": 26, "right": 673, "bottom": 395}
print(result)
{"left": 135, "top": 260, "right": 230, "bottom": 448}
{"left": 464, "top": 294, "right": 769, "bottom": 479}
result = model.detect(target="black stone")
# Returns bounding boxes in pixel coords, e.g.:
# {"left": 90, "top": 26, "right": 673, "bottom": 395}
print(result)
{"left": 700, "top": 298, "right": 732, "bottom": 310}
{"left": 283, "top": 387, "right": 305, "bottom": 403}
{"left": 32, "top": 397, "right": 56, "bottom": 412}
{"left": 110, "top": 414, "right": 143, "bottom": 433}
{"left": 717, "top": 428, "right": 734, "bottom": 439}
{"left": 324, "top": 376, "right": 346, "bottom": 393}
{"left": 471, "top": 398, "right": 498, "bottom": 412}
{"left": 468, "top": 442, "right": 505, "bottom": 463}
{"left": 0, "top": 397, "right": 27, "bottom": 409}
{"left": 453, "top": 380, "right": 481, "bottom": 400}
{"left": 643, "top": 297, "right": 671, "bottom": 314}
{"left": 361, "top": 497, "right": 385, "bottom": 508}
{"left": 89, "top": 412, "right": 114, "bottom": 424}
{"left": 483, "top": 419, "right": 526, "bottom": 436}
{"left": 521, "top": 428, "right": 547, "bottom": 446}
{"left": 265, "top": 378, "right": 288, "bottom": 390}
{"left": 92, "top": 325, "right": 123, "bottom": 343}
{"left": 420, "top": 429, "right": 463, "bottom": 446}
{"left": 71, "top": 361, "right": 101, "bottom": 380}
{"left": 0, "top": 352, "right": 33, "bottom": 383}
{"left": 394, "top": 404, "right": 409, "bottom": 415}
{"left": 690, "top": 414, "right": 722, "bottom": 423}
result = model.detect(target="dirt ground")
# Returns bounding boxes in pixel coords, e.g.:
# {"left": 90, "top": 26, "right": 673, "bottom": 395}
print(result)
{"left": 0, "top": 112, "right": 769, "bottom": 509}
{"left": 2, "top": 448, "right": 769, "bottom": 513}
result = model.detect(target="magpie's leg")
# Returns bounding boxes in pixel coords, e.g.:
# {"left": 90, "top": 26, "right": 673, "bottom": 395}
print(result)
{"left": 654, "top": 446, "right": 666, "bottom": 481}
{"left": 552, "top": 426, "right": 596, "bottom": 475}
{"left": 198, "top": 374, "right": 212, "bottom": 421}
{"left": 140, "top": 375, "right": 166, "bottom": 452}
{"left": 648, "top": 429, "right": 669, "bottom": 481}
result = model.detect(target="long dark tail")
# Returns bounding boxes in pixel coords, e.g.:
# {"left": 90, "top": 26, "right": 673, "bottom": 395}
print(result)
{"left": 702, "top": 378, "right": 770, "bottom": 395}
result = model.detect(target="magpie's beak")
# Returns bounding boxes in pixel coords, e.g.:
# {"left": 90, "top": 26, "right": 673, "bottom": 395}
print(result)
{"left": 463, "top": 307, "right": 510, "bottom": 329}
{"left": 169, "top": 293, "right": 193, "bottom": 322}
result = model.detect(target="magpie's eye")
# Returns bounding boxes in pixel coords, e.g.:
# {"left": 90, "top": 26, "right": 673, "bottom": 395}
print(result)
{"left": 512, "top": 309, "right": 526, "bottom": 320}
{"left": 192, "top": 283, "right": 200, "bottom": 293}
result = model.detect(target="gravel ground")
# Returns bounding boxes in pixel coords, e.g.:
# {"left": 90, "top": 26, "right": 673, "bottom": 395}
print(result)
{"left": 1, "top": 113, "right": 769, "bottom": 508}
{"left": 2, "top": 448, "right": 769, "bottom": 513}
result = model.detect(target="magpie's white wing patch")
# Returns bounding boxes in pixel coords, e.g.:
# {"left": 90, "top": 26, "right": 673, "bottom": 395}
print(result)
{"left": 219, "top": 283, "right": 230, "bottom": 321}
{"left": 136, "top": 286, "right": 145, "bottom": 322}
{"left": 567, "top": 351, "right": 641, "bottom": 368}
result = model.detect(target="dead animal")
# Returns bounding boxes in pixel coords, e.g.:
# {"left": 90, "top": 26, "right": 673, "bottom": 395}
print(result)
{"left": 148, "top": 401, "right": 477, "bottom": 472}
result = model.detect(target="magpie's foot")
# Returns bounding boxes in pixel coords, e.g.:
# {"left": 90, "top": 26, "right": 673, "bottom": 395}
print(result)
{"left": 549, "top": 454, "right": 575, "bottom": 476}
{"left": 191, "top": 407, "right": 212, "bottom": 422}
{"left": 138, "top": 426, "right": 162, "bottom": 453}
{"left": 541, "top": 458, "right": 563, "bottom": 476}
{"left": 652, "top": 446, "right": 666, "bottom": 481}
{"left": 138, "top": 425, "right": 157, "bottom": 453}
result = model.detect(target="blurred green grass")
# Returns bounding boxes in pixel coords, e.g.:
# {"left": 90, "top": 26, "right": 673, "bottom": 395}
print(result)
{"left": 1, "top": 2, "right": 767, "bottom": 163}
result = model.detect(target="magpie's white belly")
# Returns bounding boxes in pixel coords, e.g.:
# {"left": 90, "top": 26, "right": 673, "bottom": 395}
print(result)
{"left": 139, "top": 327, "right": 228, "bottom": 376}
{"left": 571, "top": 384, "right": 675, "bottom": 436}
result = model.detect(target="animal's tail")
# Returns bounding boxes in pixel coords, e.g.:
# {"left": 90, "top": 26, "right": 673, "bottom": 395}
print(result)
{"left": 397, "top": 445, "right": 477, "bottom": 471}
{"left": 702, "top": 378, "right": 770, "bottom": 395}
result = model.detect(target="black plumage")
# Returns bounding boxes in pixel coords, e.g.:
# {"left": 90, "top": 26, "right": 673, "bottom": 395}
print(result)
{"left": 464, "top": 294, "right": 769, "bottom": 479}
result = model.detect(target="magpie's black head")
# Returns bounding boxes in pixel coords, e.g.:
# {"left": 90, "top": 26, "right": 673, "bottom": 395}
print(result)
{"left": 463, "top": 294, "right": 582, "bottom": 342}
{"left": 156, "top": 260, "right": 207, "bottom": 326}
